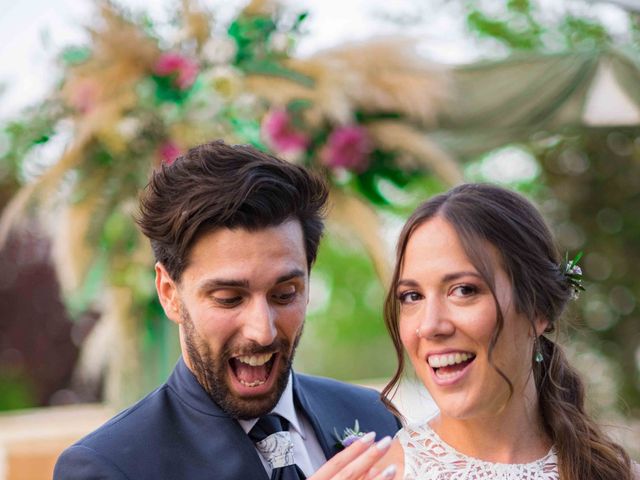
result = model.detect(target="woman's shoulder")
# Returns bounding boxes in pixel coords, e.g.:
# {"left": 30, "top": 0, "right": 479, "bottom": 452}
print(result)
{"left": 633, "top": 461, "right": 640, "bottom": 480}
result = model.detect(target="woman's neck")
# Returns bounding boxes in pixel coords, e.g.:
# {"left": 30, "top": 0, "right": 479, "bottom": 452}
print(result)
{"left": 429, "top": 379, "right": 552, "bottom": 464}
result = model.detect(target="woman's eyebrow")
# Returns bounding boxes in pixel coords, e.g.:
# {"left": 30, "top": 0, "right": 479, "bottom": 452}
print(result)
{"left": 397, "top": 271, "right": 482, "bottom": 288}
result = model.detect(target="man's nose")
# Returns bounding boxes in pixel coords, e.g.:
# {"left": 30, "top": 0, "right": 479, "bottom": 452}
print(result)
{"left": 242, "top": 297, "right": 277, "bottom": 346}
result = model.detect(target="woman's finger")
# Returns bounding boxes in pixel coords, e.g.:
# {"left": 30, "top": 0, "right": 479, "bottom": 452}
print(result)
{"left": 369, "top": 464, "right": 397, "bottom": 480}
{"left": 310, "top": 432, "right": 377, "bottom": 479}
{"left": 330, "top": 436, "right": 394, "bottom": 479}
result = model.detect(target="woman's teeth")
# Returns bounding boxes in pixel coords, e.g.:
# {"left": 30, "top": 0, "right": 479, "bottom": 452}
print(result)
{"left": 236, "top": 353, "right": 273, "bottom": 366}
{"left": 428, "top": 352, "right": 475, "bottom": 368}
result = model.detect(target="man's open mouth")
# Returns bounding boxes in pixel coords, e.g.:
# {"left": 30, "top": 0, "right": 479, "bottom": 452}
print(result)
{"left": 229, "top": 353, "right": 278, "bottom": 387}
{"left": 427, "top": 352, "right": 476, "bottom": 380}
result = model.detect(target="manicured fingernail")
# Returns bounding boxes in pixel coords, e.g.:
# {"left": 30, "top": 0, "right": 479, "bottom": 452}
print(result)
{"left": 381, "top": 464, "right": 397, "bottom": 478}
{"left": 360, "top": 431, "right": 376, "bottom": 444}
{"left": 376, "top": 436, "right": 392, "bottom": 450}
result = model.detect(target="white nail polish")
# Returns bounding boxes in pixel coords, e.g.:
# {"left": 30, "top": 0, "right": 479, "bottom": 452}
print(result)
{"left": 376, "top": 436, "right": 392, "bottom": 450}
{"left": 381, "top": 464, "right": 397, "bottom": 478}
{"left": 360, "top": 431, "right": 376, "bottom": 444}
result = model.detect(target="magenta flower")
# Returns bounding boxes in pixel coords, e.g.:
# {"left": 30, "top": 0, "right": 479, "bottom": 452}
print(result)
{"left": 321, "top": 125, "right": 372, "bottom": 173}
{"left": 158, "top": 141, "right": 182, "bottom": 165}
{"left": 261, "top": 109, "right": 309, "bottom": 155}
{"left": 154, "top": 53, "right": 199, "bottom": 90}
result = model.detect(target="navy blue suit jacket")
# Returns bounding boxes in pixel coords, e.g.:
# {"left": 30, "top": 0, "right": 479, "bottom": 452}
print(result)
{"left": 54, "top": 359, "right": 400, "bottom": 479}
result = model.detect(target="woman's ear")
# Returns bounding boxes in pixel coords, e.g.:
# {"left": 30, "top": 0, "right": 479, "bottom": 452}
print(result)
{"left": 534, "top": 316, "right": 550, "bottom": 336}
{"left": 155, "top": 262, "right": 183, "bottom": 325}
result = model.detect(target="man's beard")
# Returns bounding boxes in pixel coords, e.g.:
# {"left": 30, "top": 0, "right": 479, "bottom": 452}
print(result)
{"left": 180, "top": 305, "right": 302, "bottom": 419}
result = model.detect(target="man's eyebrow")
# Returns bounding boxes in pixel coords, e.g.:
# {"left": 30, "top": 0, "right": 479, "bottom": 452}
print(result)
{"left": 396, "top": 271, "right": 482, "bottom": 288}
{"left": 198, "top": 278, "right": 250, "bottom": 292}
{"left": 197, "top": 268, "right": 306, "bottom": 292}
{"left": 275, "top": 269, "right": 306, "bottom": 284}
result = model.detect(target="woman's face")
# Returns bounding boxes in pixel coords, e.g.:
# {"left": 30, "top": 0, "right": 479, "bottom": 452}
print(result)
{"left": 397, "top": 216, "right": 545, "bottom": 421}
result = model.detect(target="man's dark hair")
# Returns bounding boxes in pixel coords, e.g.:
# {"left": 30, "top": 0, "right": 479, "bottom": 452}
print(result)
{"left": 137, "top": 140, "right": 328, "bottom": 282}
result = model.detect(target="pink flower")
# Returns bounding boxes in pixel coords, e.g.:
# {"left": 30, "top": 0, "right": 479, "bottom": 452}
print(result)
{"left": 321, "top": 125, "right": 373, "bottom": 173}
{"left": 158, "top": 141, "right": 182, "bottom": 165}
{"left": 261, "top": 109, "right": 309, "bottom": 155}
{"left": 67, "top": 78, "right": 100, "bottom": 114}
{"left": 154, "top": 53, "right": 199, "bottom": 90}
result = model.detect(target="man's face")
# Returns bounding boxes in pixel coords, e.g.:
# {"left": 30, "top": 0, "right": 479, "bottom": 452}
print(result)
{"left": 156, "top": 220, "right": 308, "bottom": 419}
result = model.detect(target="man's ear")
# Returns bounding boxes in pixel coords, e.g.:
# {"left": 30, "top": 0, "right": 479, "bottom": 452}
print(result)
{"left": 155, "top": 262, "right": 183, "bottom": 325}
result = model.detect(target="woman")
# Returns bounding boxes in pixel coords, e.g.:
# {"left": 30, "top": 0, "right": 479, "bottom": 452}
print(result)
{"left": 377, "top": 183, "right": 637, "bottom": 479}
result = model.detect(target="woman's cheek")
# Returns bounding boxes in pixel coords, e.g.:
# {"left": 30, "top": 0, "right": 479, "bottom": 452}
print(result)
{"left": 398, "top": 317, "right": 417, "bottom": 350}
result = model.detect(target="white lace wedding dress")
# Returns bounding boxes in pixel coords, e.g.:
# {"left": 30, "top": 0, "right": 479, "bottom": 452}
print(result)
{"left": 396, "top": 423, "right": 559, "bottom": 479}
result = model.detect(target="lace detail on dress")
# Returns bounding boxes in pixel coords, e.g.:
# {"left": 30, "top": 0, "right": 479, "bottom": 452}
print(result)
{"left": 397, "top": 423, "right": 559, "bottom": 479}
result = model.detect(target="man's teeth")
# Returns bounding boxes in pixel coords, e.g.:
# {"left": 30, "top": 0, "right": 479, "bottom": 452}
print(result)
{"left": 239, "top": 379, "right": 267, "bottom": 387}
{"left": 236, "top": 353, "right": 273, "bottom": 366}
{"left": 428, "top": 352, "right": 474, "bottom": 368}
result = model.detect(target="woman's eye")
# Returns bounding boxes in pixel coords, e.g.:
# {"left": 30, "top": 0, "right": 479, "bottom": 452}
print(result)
{"left": 398, "top": 291, "right": 422, "bottom": 304}
{"left": 451, "top": 284, "right": 477, "bottom": 297}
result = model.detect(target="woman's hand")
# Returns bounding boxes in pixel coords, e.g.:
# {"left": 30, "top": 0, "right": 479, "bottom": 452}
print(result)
{"left": 309, "top": 432, "right": 397, "bottom": 480}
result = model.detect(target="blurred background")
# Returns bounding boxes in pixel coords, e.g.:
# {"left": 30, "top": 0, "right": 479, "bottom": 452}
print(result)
{"left": 0, "top": 0, "right": 639, "bottom": 471}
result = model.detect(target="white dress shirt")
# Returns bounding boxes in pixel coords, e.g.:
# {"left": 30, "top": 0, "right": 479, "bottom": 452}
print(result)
{"left": 238, "top": 373, "right": 327, "bottom": 477}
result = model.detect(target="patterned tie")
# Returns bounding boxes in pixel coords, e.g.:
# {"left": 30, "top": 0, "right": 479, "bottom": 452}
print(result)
{"left": 249, "top": 414, "right": 307, "bottom": 480}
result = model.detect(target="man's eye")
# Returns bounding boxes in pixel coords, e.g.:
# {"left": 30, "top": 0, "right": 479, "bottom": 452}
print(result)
{"left": 272, "top": 289, "right": 297, "bottom": 304}
{"left": 398, "top": 291, "right": 422, "bottom": 304}
{"left": 214, "top": 295, "right": 242, "bottom": 306}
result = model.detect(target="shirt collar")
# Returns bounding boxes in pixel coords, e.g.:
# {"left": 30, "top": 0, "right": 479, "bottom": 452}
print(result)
{"left": 237, "top": 372, "right": 306, "bottom": 439}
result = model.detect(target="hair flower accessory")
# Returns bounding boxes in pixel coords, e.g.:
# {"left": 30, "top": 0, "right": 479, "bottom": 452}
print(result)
{"left": 562, "top": 251, "right": 585, "bottom": 300}
{"left": 334, "top": 420, "right": 367, "bottom": 450}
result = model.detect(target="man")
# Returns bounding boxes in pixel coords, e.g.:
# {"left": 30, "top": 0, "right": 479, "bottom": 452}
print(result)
{"left": 54, "top": 141, "right": 400, "bottom": 479}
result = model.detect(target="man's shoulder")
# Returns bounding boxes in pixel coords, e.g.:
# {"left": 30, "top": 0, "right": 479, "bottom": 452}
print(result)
{"left": 294, "top": 372, "right": 394, "bottom": 416}
{"left": 54, "top": 384, "right": 175, "bottom": 480}
{"left": 293, "top": 372, "right": 401, "bottom": 437}
{"left": 295, "top": 372, "right": 381, "bottom": 398}
{"left": 73, "top": 384, "right": 173, "bottom": 449}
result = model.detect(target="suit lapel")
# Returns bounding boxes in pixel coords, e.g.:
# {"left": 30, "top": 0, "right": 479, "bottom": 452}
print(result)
{"left": 169, "top": 358, "right": 269, "bottom": 479}
{"left": 292, "top": 373, "right": 341, "bottom": 460}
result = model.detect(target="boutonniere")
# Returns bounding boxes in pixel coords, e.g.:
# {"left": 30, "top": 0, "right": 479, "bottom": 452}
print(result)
{"left": 333, "top": 419, "right": 368, "bottom": 450}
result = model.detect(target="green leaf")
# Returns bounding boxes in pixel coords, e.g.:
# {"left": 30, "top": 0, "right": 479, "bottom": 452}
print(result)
{"left": 242, "top": 60, "right": 315, "bottom": 88}
{"left": 60, "top": 46, "right": 91, "bottom": 66}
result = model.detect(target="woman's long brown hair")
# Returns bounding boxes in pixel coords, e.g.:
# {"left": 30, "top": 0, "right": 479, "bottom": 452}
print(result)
{"left": 382, "top": 183, "right": 632, "bottom": 480}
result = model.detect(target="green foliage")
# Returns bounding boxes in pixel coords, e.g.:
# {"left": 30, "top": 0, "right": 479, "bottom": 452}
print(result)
{"left": 229, "top": 14, "right": 278, "bottom": 64}
{"left": 352, "top": 149, "right": 420, "bottom": 206}
{"left": 560, "top": 16, "right": 611, "bottom": 49}
{"left": 466, "top": 9, "right": 543, "bottom": 51}
{"left": 297, "top": 234, "right": 396, "bottom": 381}
{"left": 465, "top": 0, "right": 625, "bottom": 53}
{"left": 60, "top": 46, "right": 91, "bottom": 66}
{"left": 0, "top": 374, "right": 35, "bottom": 411}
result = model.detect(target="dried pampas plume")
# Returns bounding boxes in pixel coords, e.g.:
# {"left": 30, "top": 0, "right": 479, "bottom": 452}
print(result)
{"left": 306, "top": 38, "right": 450, "bottom": 125}
{"left": 246, "top": 37, "right": 450, "bottom": 127}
